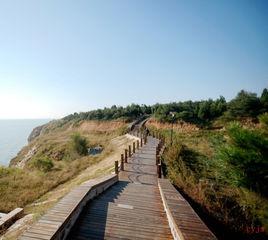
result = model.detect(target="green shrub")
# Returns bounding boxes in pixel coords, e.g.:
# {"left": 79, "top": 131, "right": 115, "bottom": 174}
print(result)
{"left": 227, "top": 90, "right": 261, "bottom": 117}
{"left": 219, "top": 122, "right": 268, "bottom": 196}
{"left": 33, "top": 157, "right": 54, "bottom": 172}
{"left": 149, "top": 124, "right": 268, "bottom": 234}
{"left": 259, "top": 112, "right": 268, "bottom": 132}
{"left": 71, "top": 133, "right": 88, "bottom": 155}
{"left": 260, "top": 88, "right": 268, "bottom": 112}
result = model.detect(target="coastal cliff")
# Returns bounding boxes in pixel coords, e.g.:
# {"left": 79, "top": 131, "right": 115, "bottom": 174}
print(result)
{"left": 27, "top": 124, "right": 46, "bottom": 142}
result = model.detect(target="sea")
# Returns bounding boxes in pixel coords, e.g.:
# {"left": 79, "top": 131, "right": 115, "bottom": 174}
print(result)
{"left": 0, "top": 119, "right": 50, "bottom": 166}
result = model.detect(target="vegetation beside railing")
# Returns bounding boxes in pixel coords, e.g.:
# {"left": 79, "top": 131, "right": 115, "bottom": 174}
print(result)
{"left": 147, "top": 113, "right": 268, "bottom": 239}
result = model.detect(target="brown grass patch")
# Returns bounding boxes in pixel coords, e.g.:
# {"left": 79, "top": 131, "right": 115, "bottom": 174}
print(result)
{"left": 78, "top": 120, "right": 126, "bottom": 133}
{"left": 146, "top": 118, "right": 199, "bottom": 133}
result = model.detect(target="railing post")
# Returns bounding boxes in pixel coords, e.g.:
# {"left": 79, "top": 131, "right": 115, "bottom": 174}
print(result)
{"left": 133, "top": 142, "right": 136, "bottom": 153}
{"left": 128, "top": 145, "right": 131, "bottom": 157}
{"left": 125, "top": 149, "right": 128, "bottom": 163}
{"left": 156, "top": 146, "right": 159, "bottom": 157}
{"left": 115, "top": 161, "right": 119, "bottom": 175}
{"left": 121, "top": 154, "right": 124, "bottom": 171}
{"left": 144, "top": 136, "right": 147, "bottom": 145}
{"left": 157, "top": 164, "right": 161, "bottom": 178}
{"left": 156, "top": 155, "right": 160, "bottom": 165}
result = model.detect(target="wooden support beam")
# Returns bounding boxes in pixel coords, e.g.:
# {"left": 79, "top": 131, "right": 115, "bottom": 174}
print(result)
{"left": 120, "top": 154, "right": 124, "bottom": 171}
{"left": 128, "top": 145, "right": 131, "bottom": 157}
{"left": 115, "top": 161, "right": 119, "bottom": 175}
{"left": 156, "top": 155, "right": 160, "bottom": 165}
{"left": 156, "top": 147, "right": 160, "bottom": 157}
{"left": 133, "top": 142, "right": 136, "bottom": 153}
{"left": 124, "top": 149, "right": 128, "bottom": 163}
{"left": 159, "top": 140, "right": 163, "bottom": 149}
{"left": 157, "top": 164, "right": 162, "bottom": 178}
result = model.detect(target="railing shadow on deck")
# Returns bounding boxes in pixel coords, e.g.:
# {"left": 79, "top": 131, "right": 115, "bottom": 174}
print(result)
{"left": 67, "top": 181, "right": 129, "bottom": 239}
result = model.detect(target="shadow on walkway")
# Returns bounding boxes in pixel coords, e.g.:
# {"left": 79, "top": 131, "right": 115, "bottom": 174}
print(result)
{"left": 68, "top": 181, "right": 129, "bottom": 240}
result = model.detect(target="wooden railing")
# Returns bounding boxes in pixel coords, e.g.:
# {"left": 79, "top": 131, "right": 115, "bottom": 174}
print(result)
{"left": 114, "top": 134, "right": 145, "bottom": 175}
{"left": 158, "top": 179, "right": 217, "bottom": 240}
{"left": 149, "top": 131, "right": 217, "bottom": 239}
{"left": 0, "top": 208, "right": 23, "bottom": 234}
{"left": 19, "top": 174, "right": 118, "bottom": 240}
{"left": 20, "top": 122, "right": 217, "bottom": 240}
{"left": 121, "top": 126, "right": 163, "bottom": 178}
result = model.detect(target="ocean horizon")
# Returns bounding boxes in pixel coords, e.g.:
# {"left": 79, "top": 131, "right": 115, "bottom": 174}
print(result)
{"left": 0, "top": 119, "right": 51, "bottom": 166}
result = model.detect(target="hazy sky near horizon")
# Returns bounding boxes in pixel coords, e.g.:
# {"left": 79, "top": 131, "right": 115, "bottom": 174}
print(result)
{"left": 0, "top": 0, "right": 267, "bottom": 119}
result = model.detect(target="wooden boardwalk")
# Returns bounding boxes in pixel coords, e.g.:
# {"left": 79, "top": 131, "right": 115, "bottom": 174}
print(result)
{"left": 68, "top": 137, "right": 173, "bottom": 239}
{"left": 20, "top": 134, "right": 217, "bottom": 240}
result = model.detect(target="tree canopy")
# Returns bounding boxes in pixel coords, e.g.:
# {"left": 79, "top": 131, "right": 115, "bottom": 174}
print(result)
{"left": 63, "top": 88, "right": 267, "bottom": 124}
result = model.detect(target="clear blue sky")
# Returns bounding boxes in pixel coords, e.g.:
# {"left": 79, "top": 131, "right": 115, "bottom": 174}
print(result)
{"left": 0, "top": 0, "right": 267, "bottom": 119}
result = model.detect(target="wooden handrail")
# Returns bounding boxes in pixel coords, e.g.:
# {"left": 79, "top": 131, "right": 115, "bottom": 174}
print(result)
{"left": 20, "top": 175, "right": 118, "bottom": 240}
{"left": 158, "top": 179, "right": 217, "bottom": 240}
{"left": 0, "top": 208, "right": 23, "bottom": 234}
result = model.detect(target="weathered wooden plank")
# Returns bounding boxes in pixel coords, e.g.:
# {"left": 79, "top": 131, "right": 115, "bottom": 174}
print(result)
{"left": 69, "top": 137, "right": 173, "bottom": 239}
{"left": 19, "top": 175, "right": 118, "bottom": 240}
{"left": 159, "top": 178, "right": 217, "bottom": 240}
{"left": 0, "top": 208, "right": 24, "bottom": 234}
{"left": 20, "top": 136, "right": 217, "bottom": 240}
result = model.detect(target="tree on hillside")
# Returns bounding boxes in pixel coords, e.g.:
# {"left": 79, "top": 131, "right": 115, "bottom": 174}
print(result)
{"left": 227, "top": 90, "right": 261, "bottom": 117}
{"left": 260, "top": 88, "right": 268, "bottom": 112}
{"left": 71, "top": 133, "right": 88, "bottom": 156}
{"left": 214, "top": 96, "right": 227, "bottom": 116}
{"left": 198, "top": 100, "right": 211, "bottom": 120}
{"left": 176, "top": 111, "right": 193, "bottom": 122}
{"left": 154, "top": 105, "right": 171, "bottom": 122}
{"left": 62, "top": 88, "right": 265, "bottom": 124}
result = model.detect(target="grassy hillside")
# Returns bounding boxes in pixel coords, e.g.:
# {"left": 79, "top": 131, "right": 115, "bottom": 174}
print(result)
{"left": 0, "top": 119, "right": 127, "bottom": 213}
{"left": 146, "top": 114, "right": 268, "bottom": 239}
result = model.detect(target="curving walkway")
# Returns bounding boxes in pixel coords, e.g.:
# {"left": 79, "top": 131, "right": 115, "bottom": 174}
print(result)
{"left": 68, "top": 137, "right": 173, "bottom": 239}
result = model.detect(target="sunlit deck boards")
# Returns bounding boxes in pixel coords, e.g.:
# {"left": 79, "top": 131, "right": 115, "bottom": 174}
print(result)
{"left": 69, "top": 137, "right": 173, "bottom": 239}
{"left": 19, "top": 175, "right": 118, "bottom": 240}
{"left": 158, "top": 179, "right": 217, "bottom": 240}
{"left": 19, "top": 136, "right": 217, "bottom": 240}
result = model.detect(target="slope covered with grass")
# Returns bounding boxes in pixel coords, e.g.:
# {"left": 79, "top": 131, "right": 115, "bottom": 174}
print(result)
{"left": 0, "top": 119, "right": 127, "bottom": 213}
{"left": 147, "top": 114, "right": 268, "bottom": 239}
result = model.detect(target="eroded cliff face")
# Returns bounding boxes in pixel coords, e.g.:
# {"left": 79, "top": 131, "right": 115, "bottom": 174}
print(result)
{"left": 27, "top": 124, "right": 46, "bottom": 142}
{"left": 8, "top": 123, "right": 49, "bottom": 167}
{"left": 9, "top": 119, "right": 127, "bottom": 168}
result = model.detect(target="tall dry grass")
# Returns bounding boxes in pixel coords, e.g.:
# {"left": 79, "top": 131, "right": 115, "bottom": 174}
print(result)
{"left": 147, "top": 123, "right": 268, "bottom": 238}
{"left": 0, "top": 120, "right": 127, "bottom": 213}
